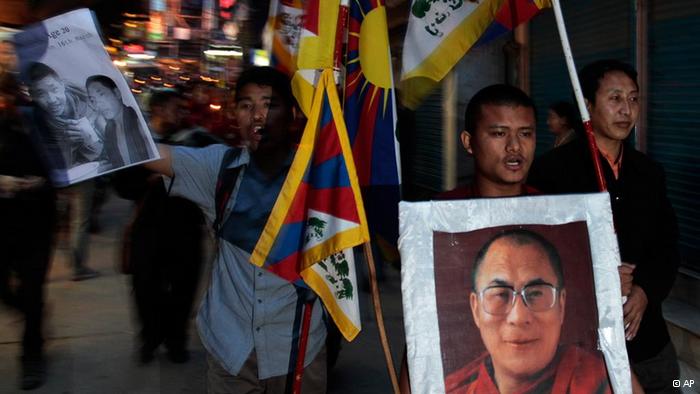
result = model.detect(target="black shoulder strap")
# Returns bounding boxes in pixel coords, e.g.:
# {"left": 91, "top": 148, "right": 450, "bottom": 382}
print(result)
{"left": 213, "top": 148, "right": 243, "bottom": 235}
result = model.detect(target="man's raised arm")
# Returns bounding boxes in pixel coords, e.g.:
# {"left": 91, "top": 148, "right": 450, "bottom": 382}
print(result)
{"left": 143, "top": 144, "right": 174, "bottom": 177}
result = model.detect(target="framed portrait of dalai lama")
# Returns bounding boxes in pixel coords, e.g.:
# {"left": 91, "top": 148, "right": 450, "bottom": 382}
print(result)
{"left": 398, "top": 193, "right": 631, "bottom": 393}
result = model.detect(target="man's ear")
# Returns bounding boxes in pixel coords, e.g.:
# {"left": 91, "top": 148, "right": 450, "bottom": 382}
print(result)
{"left": 460, "top": 130, "right": 474, "bottom": 155}
{"left": 585, "top": 98, "right": 592, "bottom": 113}
{"left": 470, "top": 292, "right": 481, "bottom": 329}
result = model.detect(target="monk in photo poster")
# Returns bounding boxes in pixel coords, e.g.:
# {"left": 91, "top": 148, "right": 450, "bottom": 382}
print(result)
{"left": 434, "top": 223, "right": 612, "bottom": 394}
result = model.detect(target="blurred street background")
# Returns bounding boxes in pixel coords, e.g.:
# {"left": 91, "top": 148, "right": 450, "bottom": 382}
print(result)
{"left": 0, "top": 191, "right": 406, "bottom": 393}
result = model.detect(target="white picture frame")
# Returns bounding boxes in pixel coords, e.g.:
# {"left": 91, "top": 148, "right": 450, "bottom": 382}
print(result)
{"left": 399, "top": 192, "right": 631, "bottom": 393}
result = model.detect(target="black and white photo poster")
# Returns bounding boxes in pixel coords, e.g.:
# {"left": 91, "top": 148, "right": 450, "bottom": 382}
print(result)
{"left": 14, "top": 9, "right": 158, "bottom": 186}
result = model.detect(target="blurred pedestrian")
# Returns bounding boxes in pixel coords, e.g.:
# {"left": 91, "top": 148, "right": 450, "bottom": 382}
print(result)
{"left": 113, "top": 90, "right": 211, "bottom": 364}
{"left": 183, "top": 80, "right": 212, "bottom": 131}
{"left": 546, "top": 101, "right": 580, "bottom": 148}
{"left": 0, "top": 72, "right": 56, "bottom": 390}
{"left": 167, "top": 91, "right": 226, "bottom": 148}
{"left": 58, "top": 180, "right": 101, "bottom": 281}
{"left": 88, "top": 175, "right": 109, "bottom": 234}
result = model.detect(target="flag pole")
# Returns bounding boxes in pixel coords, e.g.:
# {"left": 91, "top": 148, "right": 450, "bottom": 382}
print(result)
{"left": 335, "top": 1, "right": 400, "bottom": 391}
{"left": 551, "top": 0, "right": 607, "bottom": 192}
{"left": 291, "top": 3, "right": 355, "bottom": 393}
{"left": 364, "top": 241, "right": 401, "bottom": 394}
{"left": 335, "top": 0, "right": 350, "bottom": 109}
{"left": 291, "top": 300, "right": 314, "bottom": 394}
{"left": 334, "top": 1, "right": 350, "bottom": 72}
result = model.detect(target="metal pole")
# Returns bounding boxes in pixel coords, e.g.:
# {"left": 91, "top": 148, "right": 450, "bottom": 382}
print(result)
{"left": 551, "top": 0, "right": 607, "bottom": 192}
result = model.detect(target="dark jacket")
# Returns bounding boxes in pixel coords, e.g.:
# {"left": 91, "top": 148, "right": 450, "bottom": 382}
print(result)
{"left": 0, "top": 108, "right": 56, "bottom": 230}
{"left": 104, "top": 105, "right": 151, "bottom": 168}
{"left": 528, "top": 138, "right": 680, "bottom": 362}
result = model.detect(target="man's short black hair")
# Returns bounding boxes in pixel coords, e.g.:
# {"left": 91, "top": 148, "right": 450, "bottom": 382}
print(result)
{"left": 85, "top": 74, "right": 118, "bottom": 92}
{"left": 149, "top": 90, "right": 181, "bottom": 112}
{"left": 579, "top": 59, "right": 638, "bottom": 105}
{"left": 234, "top": 66, "right": 295, "bottom": 108}
{"left": 28, "top": 62, "right": 59, "bottom": 83}
{"left": 471, "top": 228, "right": 564, "bottom": 291}
{"left": 464, "top": 84, "right": 536, "bottom": 132}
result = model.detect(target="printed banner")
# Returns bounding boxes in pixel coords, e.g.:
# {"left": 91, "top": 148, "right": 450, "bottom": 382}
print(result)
{"left": 265, "top": 0, "right": 305, "bottom": 76}
{"left": 399, "top": 193, "right": 631, "bottom": 393}
{"left": 400, "top": 0, "right": 551, "bottom": 109}
{"left": 291, "top": 0, "right": 340, "bottom": 116}
{"left": 14, "top": 9, "right": 158, "bottom": 186}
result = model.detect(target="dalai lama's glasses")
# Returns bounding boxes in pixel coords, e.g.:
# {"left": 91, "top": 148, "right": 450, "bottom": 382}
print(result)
{"left": 477, "top": 283, "right": 560, "bottom": 315}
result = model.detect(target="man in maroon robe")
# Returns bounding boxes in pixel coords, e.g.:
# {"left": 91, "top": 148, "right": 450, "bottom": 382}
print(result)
{"left": 445, "top": 229, "right": 611, "bottom": 394}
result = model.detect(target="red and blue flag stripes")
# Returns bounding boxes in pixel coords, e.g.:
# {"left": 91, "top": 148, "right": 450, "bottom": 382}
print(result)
{"left": 251, "top": 69, "right": 367, "bottom": 340}
{"left": 476, "top": 0, "right": 551, "bottom": 46}
{"left": 251, "top": 68, "right": 369, "bottom": 291}
{"left": 260, "top": 113, "right": 361, "bottom": 283}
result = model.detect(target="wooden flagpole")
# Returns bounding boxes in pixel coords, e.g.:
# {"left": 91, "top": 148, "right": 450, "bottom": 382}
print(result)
{"left": 364, "top": 242, "right": 401, "bottom": 393}
{"left": 551, "top": 0, "right": 607, "bottom": 192}
{"left": 334, "top": 0, "right": 400, "bottom": 391}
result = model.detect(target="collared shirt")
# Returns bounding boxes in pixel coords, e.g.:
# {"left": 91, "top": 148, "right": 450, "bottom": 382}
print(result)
{"left": 599, "top": 144, "right": 624, "bottom": 180}
{"left": 167, "top": 144, "right": 326, "bottom": 379}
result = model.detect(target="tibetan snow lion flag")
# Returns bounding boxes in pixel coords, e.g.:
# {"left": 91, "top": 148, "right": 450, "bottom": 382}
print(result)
{"left": 345, "top": 0, "right": 401, "bottom": 261}
{"left": 401, "top": 0, "right": 552, "bottom": 109}
{"left": 290, "top": 0, "right": 340, "bottom": 116}
{"left": 251, "top": 69, "right": 368, "bottom": 340}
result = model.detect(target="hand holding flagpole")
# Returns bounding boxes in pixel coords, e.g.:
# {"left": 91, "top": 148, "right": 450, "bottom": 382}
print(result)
{"left": 551, "top": 0, "right": 607, "bottom": 192}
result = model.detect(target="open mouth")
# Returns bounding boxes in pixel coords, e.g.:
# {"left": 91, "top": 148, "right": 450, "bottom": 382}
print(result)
{"left": 614, "top": 121, "right": 632, "bottom": 129}
{"left": 505, "top": 156, "right": 525, "bottom": 170}
{"left": 251, "top": 125, "right": 266, "bottom": 142}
